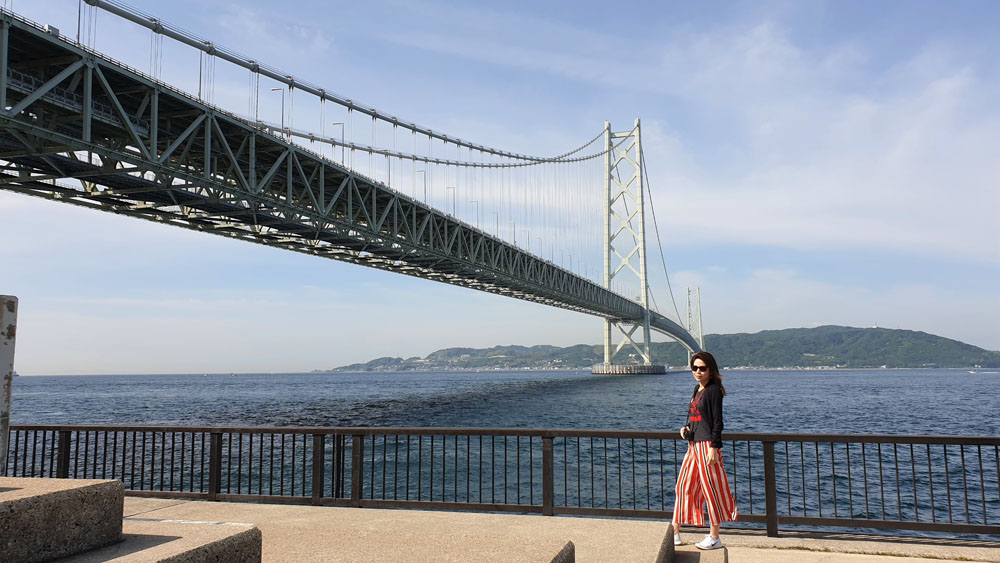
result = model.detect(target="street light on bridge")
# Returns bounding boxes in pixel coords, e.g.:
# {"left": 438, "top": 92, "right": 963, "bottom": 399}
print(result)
{"left": 330, "top": 122, "right": 344, "bottom": 163}
{"left": 269, "top": 87, "right": 285, "bottom": 138}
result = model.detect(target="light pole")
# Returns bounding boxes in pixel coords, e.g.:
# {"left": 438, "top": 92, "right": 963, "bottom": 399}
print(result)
{"left": 415, "top": 169, "right": 426, "bottom": 201}
{"left": 330, "top": 122, "right": 344, "bottom": 163}
{"left": 0, "top": 295, "right": 17, "bottom": 474}
{"left": 269, "top": 87, "right": 285, "bottom": 138}
{"left": 445, "top": 186, "right": 456, "bottom": 216}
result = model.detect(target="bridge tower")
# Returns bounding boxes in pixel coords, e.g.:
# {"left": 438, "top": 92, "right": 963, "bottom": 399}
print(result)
{"left": 685, "top": 287, "right": 705, "bottom": 365}
{"left": 593, "top": 119, "right": 665, "bottom": 375}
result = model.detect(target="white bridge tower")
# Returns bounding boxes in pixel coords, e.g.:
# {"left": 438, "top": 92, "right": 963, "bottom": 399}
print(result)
{"left": 593, "top": 120, "right": 664, "bottom": 375}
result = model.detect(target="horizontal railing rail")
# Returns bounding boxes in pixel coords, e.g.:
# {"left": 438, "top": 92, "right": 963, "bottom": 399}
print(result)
{"left": 5, "top": 424, "right": 999, "bottom": 537}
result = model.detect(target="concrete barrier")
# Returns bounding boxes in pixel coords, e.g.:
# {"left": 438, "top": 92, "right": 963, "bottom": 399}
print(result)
{"left": 549, "top": 540, "right": 575, "bottom": 563}
{"left": 655, "top": 523, "right": 675, "bottom": 563}
{"left": 0, "top": 477, "right": 123, "bottom": 563}
{"left": 59, "top": 519, "right": 262, "bottom": 562}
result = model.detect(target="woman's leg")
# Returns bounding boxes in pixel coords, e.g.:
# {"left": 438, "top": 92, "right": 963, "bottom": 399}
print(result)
{"left": 693, "top": 442, "right": 738, "bottom": 537}
{"left": 673, "top": 445, "right": 706, "bottom": 528}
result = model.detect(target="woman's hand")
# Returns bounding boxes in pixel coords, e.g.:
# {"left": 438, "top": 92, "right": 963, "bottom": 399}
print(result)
{"left": 707, "top": 447, "right": 720, "bottom": 466}
{"left": 679, "top": 427, "right": 687, "bottom": 439}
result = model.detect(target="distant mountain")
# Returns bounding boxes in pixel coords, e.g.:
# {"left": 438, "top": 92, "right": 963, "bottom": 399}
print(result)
{"left": 322, "top": 326, "right": 1000, "bottom": 372}
{"left": 692, "top": 326, "right": 1000, "bottom": 369}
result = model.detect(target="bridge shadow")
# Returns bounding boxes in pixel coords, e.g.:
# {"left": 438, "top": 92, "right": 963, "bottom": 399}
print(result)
{"left": 228, "top": 369, "right": 683, "bottom": 429}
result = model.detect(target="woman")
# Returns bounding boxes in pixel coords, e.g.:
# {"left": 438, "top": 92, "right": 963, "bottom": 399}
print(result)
{"left": 671, "top": 351, "right": 738, "bottom": 550}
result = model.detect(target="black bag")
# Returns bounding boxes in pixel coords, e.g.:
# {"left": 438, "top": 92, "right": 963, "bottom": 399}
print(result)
{"left": 682, "top": 388, "right": 697, "bottom": 441}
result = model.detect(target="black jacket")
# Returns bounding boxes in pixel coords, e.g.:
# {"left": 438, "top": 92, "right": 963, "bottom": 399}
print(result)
{"left": 686, "top": 383, "right": 724, "bottom": 449}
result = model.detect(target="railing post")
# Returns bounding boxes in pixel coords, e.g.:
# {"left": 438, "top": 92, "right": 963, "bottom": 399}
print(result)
{"left": 56, "top": 430, "right": 72, "bottom": 478}
{"left": 208, "top": 432, "right": 222, "bottom": 501}
{"left": 763, "top": 440, "right": 778, "bottom": 537}
{"left": 351, "top": 434, "right": 363, "bottom": 507}
{"left": 0, "top": 295, "right": 16, "bottom": 476}
{"left": 334, "top": 434, "right": 345, "bottom": 498}
{"left": 542, "top": 436, "right": 554, "bottom": 516}
{"left": 311, "top": 434, "right": 325, "bottom": 505}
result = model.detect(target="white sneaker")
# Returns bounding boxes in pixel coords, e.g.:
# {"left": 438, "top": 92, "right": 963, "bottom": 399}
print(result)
{"left": 695, "top": 535, "right": 723, "bottom": 550}
{"left": 673, "top": 534, "right": 682, "bottom": 546}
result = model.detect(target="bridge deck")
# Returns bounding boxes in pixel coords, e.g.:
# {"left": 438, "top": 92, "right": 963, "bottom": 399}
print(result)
{"left": 0, "top": 9, "right": 700, "bottom": 352}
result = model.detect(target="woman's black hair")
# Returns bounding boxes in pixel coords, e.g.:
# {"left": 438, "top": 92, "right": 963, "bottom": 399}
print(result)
{"left": 690, "top": 351, "right": 726, "bottom": 396}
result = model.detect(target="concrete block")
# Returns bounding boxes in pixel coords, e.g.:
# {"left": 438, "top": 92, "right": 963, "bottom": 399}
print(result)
{"left": 549, "top": 540, "right": 574, "bottom": 563}
{"left": 0, "top": 477, "right": 123, "bottom": 563}
{"left": 655, "top": 523, "right": 674, "bottom": 563}
{"left": 57, "top": 518, "right": 262, "bottom": 563}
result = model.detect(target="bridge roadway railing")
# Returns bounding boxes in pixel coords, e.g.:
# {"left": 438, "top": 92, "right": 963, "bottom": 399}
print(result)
{"left": 5, "top": 424, "right": 999, "bottom": 538}
{"left": 0, "top": 10, "right": 699, "bottom": 352}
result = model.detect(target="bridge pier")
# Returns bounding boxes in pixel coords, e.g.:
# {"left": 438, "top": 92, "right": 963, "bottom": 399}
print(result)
{"left": 591, "top": 363, "right": 665, "bottom": 375}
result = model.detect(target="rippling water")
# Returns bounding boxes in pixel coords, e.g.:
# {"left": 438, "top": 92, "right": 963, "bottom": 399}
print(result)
{"left": 11, "top": 368, "right": 1000, "bottom": 436}
{"left": 9, "top": 368, "right": 1000, "bottom": 540}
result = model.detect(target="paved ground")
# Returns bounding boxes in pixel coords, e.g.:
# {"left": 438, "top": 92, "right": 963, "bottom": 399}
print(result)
{"left": 686, "top": 527, "right": 1000, "bottom": 563}
{"left": 124, "top": 497, "right": 1000, "bottom": 562}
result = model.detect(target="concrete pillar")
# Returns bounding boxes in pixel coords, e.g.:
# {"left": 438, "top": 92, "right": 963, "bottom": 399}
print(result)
{"left": 1, "top": 295, "right": 17, "bottom": 475}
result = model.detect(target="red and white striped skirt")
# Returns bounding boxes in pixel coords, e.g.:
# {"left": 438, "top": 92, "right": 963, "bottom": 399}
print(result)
{"left": 672, "top": 441, "right": 738, "bottom": 526}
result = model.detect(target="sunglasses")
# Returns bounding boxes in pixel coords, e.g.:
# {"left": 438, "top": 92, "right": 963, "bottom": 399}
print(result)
{"left": 692, "top": 365, "right": 709, "bottom": 373}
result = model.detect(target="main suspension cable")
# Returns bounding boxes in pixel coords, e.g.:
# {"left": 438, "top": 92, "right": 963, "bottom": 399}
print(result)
{"left": 88, "top": 0, "right": 614, "bottom": 164}
{"left": 640, "top": 144, "right": 683, "bottom": 325}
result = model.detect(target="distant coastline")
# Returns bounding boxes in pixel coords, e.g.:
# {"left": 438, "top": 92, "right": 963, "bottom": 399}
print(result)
{"left": 320, "top": 325, "right": 1000, "bottom": 373}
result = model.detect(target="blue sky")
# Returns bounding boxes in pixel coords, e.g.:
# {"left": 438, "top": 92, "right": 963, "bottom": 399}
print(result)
{"left": 2, "top": 0, "right": 997, "bottom": 374}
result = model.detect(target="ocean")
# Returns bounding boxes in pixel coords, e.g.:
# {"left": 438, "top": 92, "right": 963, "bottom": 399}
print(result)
{"left": 10, "top": 368, "right": 1000, "bottom": 437}
{"left": 8, "top": 367, "right": 1000, "bottom": 540}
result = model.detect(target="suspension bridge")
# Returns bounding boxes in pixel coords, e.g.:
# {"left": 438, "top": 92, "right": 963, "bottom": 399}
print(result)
{"left": 0, "top": 1, "right": 703, "bottom": 372}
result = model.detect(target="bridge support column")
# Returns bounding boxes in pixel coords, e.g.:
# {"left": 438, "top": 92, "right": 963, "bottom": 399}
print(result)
{"left": 596, "top": 121, "right": 663, "bottom": 375}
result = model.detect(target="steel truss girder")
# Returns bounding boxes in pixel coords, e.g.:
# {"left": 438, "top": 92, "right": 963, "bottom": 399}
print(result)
{"left": 0, "top": 12, "right": 696, "bottom": 336}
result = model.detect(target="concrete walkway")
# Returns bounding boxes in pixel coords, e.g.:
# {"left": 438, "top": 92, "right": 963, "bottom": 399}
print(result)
{"left": 123, "top": 497, "right": 1000, "bottom": 562}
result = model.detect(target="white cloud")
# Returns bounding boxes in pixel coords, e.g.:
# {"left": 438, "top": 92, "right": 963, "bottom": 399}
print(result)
{"left": 369, "top": 7, "right": 1000, "bottom": 263}
{"left": 648, "top": 43, "right": 1000, "bottom": 263}
{"left": 4, "top": 0, "right": 998, "bottom": 375}
{"left": 216, "top": 4, "right": 334, "bottom": 62}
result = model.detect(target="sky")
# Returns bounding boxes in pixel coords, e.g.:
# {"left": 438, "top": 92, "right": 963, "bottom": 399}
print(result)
{"left": 2, "top": 0, "right": 998, "bottom": 375}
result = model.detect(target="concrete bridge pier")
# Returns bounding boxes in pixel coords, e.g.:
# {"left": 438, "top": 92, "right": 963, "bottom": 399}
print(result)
{"left": 591, "top": 363, "right": 666, "bottom": 375}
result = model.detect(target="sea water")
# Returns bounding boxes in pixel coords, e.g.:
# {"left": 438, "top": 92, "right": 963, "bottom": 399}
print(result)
{"left": 8, "top": 368, "right": 1000, "bottom": 539}
{"left": 10, "top": 368, "right": 999, "bottom": 436}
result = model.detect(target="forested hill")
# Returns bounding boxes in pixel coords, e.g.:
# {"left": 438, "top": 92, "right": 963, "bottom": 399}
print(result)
{"left": 325, "top": 326, "right": 1000, "bottom": 372}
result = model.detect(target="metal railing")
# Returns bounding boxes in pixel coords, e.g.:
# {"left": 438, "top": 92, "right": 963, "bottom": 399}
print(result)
{"left": 5, "top": 424, "right": 999, "bottom": 537}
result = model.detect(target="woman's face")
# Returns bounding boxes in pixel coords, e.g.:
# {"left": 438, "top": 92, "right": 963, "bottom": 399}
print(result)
{"left": 692, "top": 359, "right": 711, "bottom": 387}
